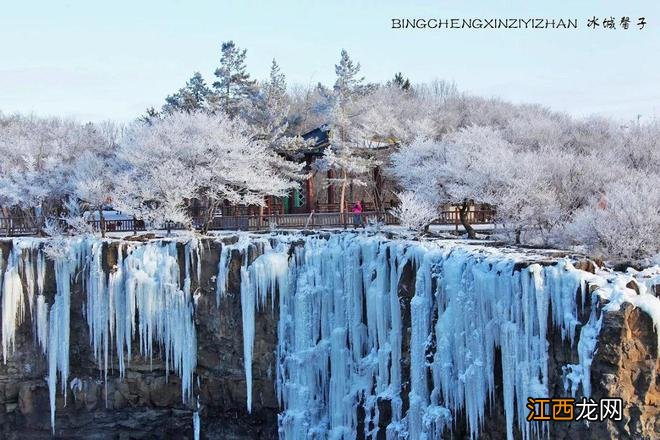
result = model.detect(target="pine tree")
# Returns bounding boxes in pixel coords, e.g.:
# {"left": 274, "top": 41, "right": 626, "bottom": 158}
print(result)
{"left": 392, "top": 72, "right": 411, "bottom": 91}
{"left": 212, "top": 41, "right": 257, "bottom": 117}
{"left": 323, "top": 50, "right": 377, "bottom": 213}
{"left": 162, "top": 72, "right": 212, "bottom": 114}
{"left": 333, "top": 49, "right": 365, "bottom": 100}
{"left": 249, "top": 59, "right": 291, "bottom": 150}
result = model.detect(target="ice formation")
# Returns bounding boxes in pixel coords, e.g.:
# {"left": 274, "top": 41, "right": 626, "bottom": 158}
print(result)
{"left": 216, "top": 233, "right": 660, "bottom": 440}
{"left": 0, "top": 236, "right": 200, "bottom": 432}
{"left": 1, "top": 231, "right": 658, "bottom": 439}
{"left": 1, "top": 240, "right": 46, "bottom": 362}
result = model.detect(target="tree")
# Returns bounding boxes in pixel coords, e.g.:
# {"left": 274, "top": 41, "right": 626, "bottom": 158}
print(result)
{"left": 320, "top": 50, "right": 379, "bottom": 213}
{"left": 564, "top": 172, "right": 660, "bottom": 261}
{"left": 114, "top": 112, "right": 302, "bottom": 232}
{"left": 333, "top": 49, "right": 366, "bottom": 98}
{"left": 213, "top": 41, "right": 257, "bottom": 117}
{"left": 163, "top": 72, "right": 213, "bottom": 114}
{"left": 0, "top": 115, "right": 114, "bottom": 229}
{"left": 391, "top": 72, "right": 411, "bottom": 91}
{"left": 247, "top": 59, "right": 292, "bottom": 151}
{"left": 390, "top": 191, "right": 437, "bottom": 232}
{"left": 389, "top": 128, "right": 516, "bottom": 238}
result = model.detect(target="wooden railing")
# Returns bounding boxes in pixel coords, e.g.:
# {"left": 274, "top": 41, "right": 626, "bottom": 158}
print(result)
{"left": 0, "top": 216, "right": 42, "bottom": 236}
{"left": 87, "top": 218, "right": 150, "bottom": 234}
{"left": 206, "top": 211, "right": 398, "bottom": 231}
{"left": 0, "top": 208, "right": 495, "bottom": 237}
{"left": 433, "top": 209, "right": 495, "bottom": 225}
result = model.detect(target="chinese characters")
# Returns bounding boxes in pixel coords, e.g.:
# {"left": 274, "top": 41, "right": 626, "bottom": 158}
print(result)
{"left": 527, "top": 397, "right": 623, "bottom": 422}
{"left": 587, "top": 16, "right": 647, "bottom": 30}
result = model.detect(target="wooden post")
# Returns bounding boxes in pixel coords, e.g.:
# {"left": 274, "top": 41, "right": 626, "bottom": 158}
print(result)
{"left": 259, "top": 205, "right": 265, "bottom": 230}
{"left": 305, "top": 156, "right": 315, "bottom": 213}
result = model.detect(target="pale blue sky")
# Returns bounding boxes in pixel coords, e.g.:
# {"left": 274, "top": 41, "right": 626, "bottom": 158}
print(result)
{"left": 1, "top": 0, "right": 658, "bottom": 122}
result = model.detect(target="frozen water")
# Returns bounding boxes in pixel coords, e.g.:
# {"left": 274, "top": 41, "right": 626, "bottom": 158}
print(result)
{"left": 1, "top": 232, "right": 658, "bottom": 439}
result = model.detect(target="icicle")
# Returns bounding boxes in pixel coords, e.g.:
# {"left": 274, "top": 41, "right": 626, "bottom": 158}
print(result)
{"left": 35, "top": 294, "right": 49, "bottom": 353}
{"left": 273, "top": 234, "right": 618, "bottom": 440}
{"left": 215, "top": 245, "right": 232, "bottom": 306}
{"left": 238, "top": 240, "right": 289, "bottom": 413}
{"left": 240, "top": 262, "right": 255, "bottom": 413}
{"left": 0, "top": 231, "right": 655, "bottom": 440}
{"left": 119, "top": 240, "right": 197, "bottom": 403}
{"left": 2, "top": 242, "right": 26, "bottom": 363}
{"left": 193, "top": 396, "right": 201, "bottom": 440}
{"left": 47, "top": 239, "right": 82, "bottom": 433}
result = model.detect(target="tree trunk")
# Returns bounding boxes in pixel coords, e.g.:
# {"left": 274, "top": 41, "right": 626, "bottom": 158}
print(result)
{"left": 202, "top": 200, "right": 219, "bottom": 235}
{"left": 339, "top": 170, "right": 348, "bottom": 214}
{"left": 327, "top": 169, "right": 335, "bottom": 205}
{"left": 98, "top": 207, "right": 106, "bottom": 238}
{"left": 515, "top": 228, "right": 522, "bottom": 244}
{"left": 458, "top": 201, "right": 476, "bottom": 239}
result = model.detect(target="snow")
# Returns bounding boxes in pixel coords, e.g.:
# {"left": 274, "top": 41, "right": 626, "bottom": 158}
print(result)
{"left": 0, "top": 232, "right": 658, "bottom": 439}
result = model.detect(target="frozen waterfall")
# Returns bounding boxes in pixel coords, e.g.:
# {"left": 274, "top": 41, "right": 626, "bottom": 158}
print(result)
{"left": 216, "top": 233, "right": 659, "bottom": 440}
{"left": 1, "top": 232, "right": 658, "bottom": 439}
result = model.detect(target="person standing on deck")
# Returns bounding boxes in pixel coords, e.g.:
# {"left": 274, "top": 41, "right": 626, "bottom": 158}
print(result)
{"left": 352, "top": 200, "right": 363, "bottom": 228}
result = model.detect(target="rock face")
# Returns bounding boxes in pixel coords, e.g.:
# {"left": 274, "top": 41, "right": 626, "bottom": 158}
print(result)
{"left": 590, "top": 303, "right": 659, "bottom": 439}
{"left": 0, "top": 238, "right": 278, "bottom": 439}
{"left": 0, "top": 236, "right": 658, "bottom": 439}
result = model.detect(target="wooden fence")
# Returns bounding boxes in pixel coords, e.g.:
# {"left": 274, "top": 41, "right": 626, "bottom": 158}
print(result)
{"left": 0, "top": 217, "right": 42, "bottom": 236}
{"left": 433, "top": 209, "right": 495, "bottom": 225}
{"left": 205, "top": 211, "right": 398, "bottom": 231}
{"left": 0, "top": 208, "right": 495, "bottom": 237}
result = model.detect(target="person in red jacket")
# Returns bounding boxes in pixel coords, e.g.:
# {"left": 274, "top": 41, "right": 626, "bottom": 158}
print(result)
{"left": 352, "top": 200, "right": 363, "bottom": 228}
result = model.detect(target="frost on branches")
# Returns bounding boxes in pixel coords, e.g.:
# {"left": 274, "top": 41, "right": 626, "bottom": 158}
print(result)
{"left": 389, "top": 191, "right": 438, "bottom": 232}
{"left": 389, "top": 121, "right": 660, "bottom": 261}
{"left": 2, "top": 44, "right": 659, "bottom": 262}
{"left": 114, "top": 111, "right": 302, "bottom": 228}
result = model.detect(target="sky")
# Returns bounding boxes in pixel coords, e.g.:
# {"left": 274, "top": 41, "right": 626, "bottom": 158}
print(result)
{"left": 0, "top": 0, "right": 658, "bottom": 123}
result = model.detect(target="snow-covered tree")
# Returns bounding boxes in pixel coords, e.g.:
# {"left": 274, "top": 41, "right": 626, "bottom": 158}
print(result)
{"left": 247, "top": 59, "right": 296, "bottom": 152}
{"left": 0, "top": 115, "right": 115, "bottom": 227}
{"left": 319, "top": 50, "right": 381, "bottom": 213}
{"left": 115, "top": 111, "right": 302, "bottom": 230}
{"left": 390, "top": 191, "right": 437, "bottom": 232}
{"left": 564, "top": 172, "right": 660, "bottom": 261}
{"left": 70, "top": 151, "right": 118, "bottom": 237}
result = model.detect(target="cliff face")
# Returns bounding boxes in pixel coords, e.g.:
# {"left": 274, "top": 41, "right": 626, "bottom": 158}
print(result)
{"left": 0, "top": 238, "right": 279, "bottom": 439}
{"left": 0, "top": 235, "right": 657, "bottom": 440}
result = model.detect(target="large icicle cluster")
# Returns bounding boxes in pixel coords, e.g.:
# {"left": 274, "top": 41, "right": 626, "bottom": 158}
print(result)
{"left": 215, "top": 232, "right": 660, "bottom": 440}
{"left": 0, "top": 236, "right": 200, "bottom": 433}
{"left": 215, "top": 234, "right": 289, "bottom": 413}
{"left": 1, "top": 240, "right": 46, "bottom": 361}
{"left": 1, "top": 231, "right": 659, "bottom": 440}
{"left": 83, "top": 238, "right": 200, "bottom": 405}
